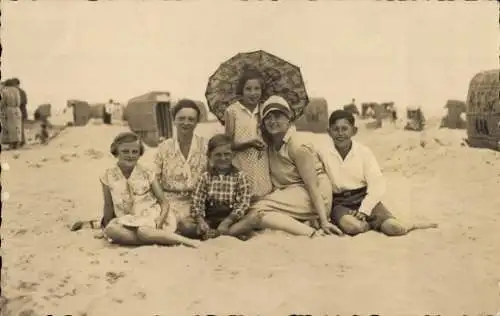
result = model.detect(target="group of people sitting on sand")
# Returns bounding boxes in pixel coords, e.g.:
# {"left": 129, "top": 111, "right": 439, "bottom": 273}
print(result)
{"left": 72, "top": 70, "right": 437, "bottom": 248}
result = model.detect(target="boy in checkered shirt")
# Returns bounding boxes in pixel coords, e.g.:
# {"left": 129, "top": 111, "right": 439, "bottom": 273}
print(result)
{"left": 190, "top": 134, "right": 253, "bottom": 240}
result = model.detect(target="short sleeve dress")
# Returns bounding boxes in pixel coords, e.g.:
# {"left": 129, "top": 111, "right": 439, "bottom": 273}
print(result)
{"left": 100, "top": 164, "right": 164, "bottom": 228}
{"left": 224, "top": 101, "right": 273, "bottom": 197}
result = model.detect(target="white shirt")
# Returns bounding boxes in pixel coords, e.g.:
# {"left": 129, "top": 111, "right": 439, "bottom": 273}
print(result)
{"left": 318, "top": 139, "right": 386, "bottom": 214}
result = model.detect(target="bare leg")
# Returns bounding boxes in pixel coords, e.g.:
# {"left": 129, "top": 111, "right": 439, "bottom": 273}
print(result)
{"left": 176, "top": 217, "right": 199, "bottom": 239}
{"left": 227, "top": 211, "right": 262, "bottom": 237}
{"left": 136, "top": 227, "right": 201, "bottom": 248}
{"left": 258, "top": 212, "right": 316, "bottom": 236}
{"left": 380, "top": 218, "right": 438, "bottom": 236}
{"left": 337, "top": 215, "right": 370, "bottom": 236}
{"left": 103, "top": 223, "right": 143, "bottom": 246}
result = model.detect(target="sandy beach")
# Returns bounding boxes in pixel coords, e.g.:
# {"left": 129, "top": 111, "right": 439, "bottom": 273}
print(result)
{"left": 1, "top": 119, "right": 499, "bottom": 316}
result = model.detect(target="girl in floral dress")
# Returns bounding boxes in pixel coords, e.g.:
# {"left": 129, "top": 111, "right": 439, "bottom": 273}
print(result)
{"left": 100, "top": 132, "right": 200, "bottom": 248}
{"left": 224, "top": 70, "right": 273, "bottom": 201}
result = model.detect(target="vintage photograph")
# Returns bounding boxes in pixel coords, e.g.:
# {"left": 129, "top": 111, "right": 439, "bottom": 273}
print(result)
{"left": 0, "top": 1, "right": 498, "bottom": 315}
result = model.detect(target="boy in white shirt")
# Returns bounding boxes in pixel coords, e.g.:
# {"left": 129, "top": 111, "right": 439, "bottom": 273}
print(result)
{"left": 322, "top": 110, "right": 437, "bottom": 236}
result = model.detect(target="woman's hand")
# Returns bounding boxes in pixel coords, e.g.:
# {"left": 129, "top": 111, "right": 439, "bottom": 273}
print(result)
{"left": 347, "top": 209, "right": 368, "bottom": 221}
{"left": 217, "top": 218, "right": 233, "bottom": 235}
{"left": 320, "top": 221, "right": 344, "bottom": 236}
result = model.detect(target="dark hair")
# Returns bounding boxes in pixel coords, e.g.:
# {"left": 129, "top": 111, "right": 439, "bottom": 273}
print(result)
{"left": 329, "top": 109, "right": 356, "bottom": 126}
{"left": 207, "top": 134, "right": 233, "bottom": 156}
{"left": 172, "top": 99, "right": 201, "bottom": 122}
{"left": 236, "top": 69, "right": 266, "bottom": 99}
{"left": 10, "top": 78, "right": 20, "bottom": 86}
{"left": 110, "top": 132, "right": 145, "bottom": 157}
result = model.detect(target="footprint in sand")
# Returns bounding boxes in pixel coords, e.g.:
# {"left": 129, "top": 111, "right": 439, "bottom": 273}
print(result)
{"left": 17, "top": 281, "right": 39, "bottom": 292}
{"left": 105, "top": 271, "right": 126, "bottom": 284}
{"left": 85, "top": 149, "right": 104, "bottom": 159}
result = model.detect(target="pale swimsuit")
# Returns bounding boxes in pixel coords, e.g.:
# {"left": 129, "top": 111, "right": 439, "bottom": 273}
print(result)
{"left": 153, "top": 134, "right": 208, "bottom": 221}
{"left": 250, "top": 125, "right": 333, "bottom": 221}
{"left": 100, "top": 163, "right": 176, "bottom": 231}
{"left": 224, "top": 101, "right": 273, "bottom": 198}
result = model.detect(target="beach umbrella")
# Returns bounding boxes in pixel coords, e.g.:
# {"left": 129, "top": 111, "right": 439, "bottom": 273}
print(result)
{"left": 205, "top": 50, "right": 309, "bottom": 124}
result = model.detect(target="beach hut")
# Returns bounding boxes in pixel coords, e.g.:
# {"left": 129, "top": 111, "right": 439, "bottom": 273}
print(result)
{"left": 404, "top": 107, "right": 426, "bottom": 131}
{"left": 361, "top": 102, "right": 379, "bottom": 119}
{"left": 294, "top": 97, "right": 329, "bottom": 133}
{"left": 33, "top": 104, "right": 52, "bottom": 122}
{"left": 68, "top": 99, "right": 91, "bottom": 126}
{"left": 440, "top": 100, "right": 466, "bottom": 129}
{"left": 124, "top": 91, "right": 174, "bottom": 147}
{"left": 465, "top": 69, "right": 500, "bottom": 150}
{"left": 89, "top": 103, "right": 105, "bottom": 119}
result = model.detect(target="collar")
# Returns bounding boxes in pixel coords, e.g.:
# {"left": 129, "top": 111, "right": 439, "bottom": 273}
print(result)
{"left": 236, "top": 101, "right": 260, "bottom": 116}
{"left": 207, "top": 164, "right": 239, "bottom": 176}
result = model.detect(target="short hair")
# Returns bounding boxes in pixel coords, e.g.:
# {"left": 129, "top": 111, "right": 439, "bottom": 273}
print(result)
{"left": 172, "top": 99, "right": 201, "bottom": 121}
{"left": 110, "top": 132, "right": 145, "bottom": 157}
{"left": 207, "top": 134, "right": 233, "bottom": 156}
{"left": 329, "top": 109, "right": 355, "bottom": 126}
{"left": 236, "top": 69, "right": 266, "bottom": 98}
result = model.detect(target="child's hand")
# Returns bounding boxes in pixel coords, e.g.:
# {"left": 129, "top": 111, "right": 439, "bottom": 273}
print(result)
{"left": 217, "top": 218, "right": 233, "bottom": 235}
{"left": 154, "top": 216, "right": 164, "bottom": 229}
{"left": 196, "top": 219, "right": 210, "bottom": 236}
{"left": 251, "top": 139, "right": 267, "bottom": 150}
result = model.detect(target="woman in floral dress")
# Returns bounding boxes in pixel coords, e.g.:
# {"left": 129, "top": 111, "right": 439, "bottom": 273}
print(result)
{"left": 100, "top": 132, "right": 200, "bottom": 248}
{"left": 153, "top": 99, "right": 208, "bottom": 237}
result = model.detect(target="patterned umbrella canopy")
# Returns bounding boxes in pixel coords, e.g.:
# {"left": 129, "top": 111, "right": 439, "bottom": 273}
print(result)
{"left": 205, "top": 50, "right": 309, "bottom": 124}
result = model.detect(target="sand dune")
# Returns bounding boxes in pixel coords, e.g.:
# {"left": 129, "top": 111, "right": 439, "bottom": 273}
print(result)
{"left": 1, "top": 121, "right": 499, "bottom": 316}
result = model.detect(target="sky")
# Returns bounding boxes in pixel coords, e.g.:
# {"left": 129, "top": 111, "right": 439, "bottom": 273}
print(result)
{"left": 1, "top": 1, "right": 498, "bottom": 118}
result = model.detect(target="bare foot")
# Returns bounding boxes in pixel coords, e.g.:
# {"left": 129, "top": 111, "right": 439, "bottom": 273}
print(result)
{"left": 407, "top": 222, "right": 438, "bottom": 233}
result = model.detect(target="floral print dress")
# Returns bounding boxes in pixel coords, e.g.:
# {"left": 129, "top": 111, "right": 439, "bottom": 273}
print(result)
{"left": 153, "top": 135, "right": 208, "bottom": 220}
{"left": 100, "top": 164, "right": 161, "bottom": 228}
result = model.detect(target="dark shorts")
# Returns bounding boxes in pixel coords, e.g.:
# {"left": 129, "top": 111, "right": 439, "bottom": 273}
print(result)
{"left": 205, "top": 202, "right": 232, "bottom": 229}
{"left": 330, "top": 187, "right": 394, "bottom": 231}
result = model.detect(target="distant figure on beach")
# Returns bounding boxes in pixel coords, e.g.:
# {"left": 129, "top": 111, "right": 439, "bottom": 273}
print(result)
{"left": 231, "top": 96, "right": 343, "bottom": 238}
{"left": 320, "top": 110, "right": 438, "bottom": 236}
{"left": 103, "top": 99, "right": 113, "bottom": 125}
{"left": 98, "top": 132, "right": 200, "bottom": 248}
{"left": 0, "top": 79, "right": 24, "bottom": 150}
{"left": 224, "top": 69, "right": 273, "bottom": 201}
{"left": 343, "top": 98, "right": 360, "bottom": 116}
{"left": 36, "top": 122, "right": 49, "bottom": 145}
{"left": 11, "top": 78, "right": 28, "bottom": 146}
{"left": 191, "top": 134, "right": 255, "bottom": 240}
{"left": 153, "top": 99, "right": 208, "bottom": 237}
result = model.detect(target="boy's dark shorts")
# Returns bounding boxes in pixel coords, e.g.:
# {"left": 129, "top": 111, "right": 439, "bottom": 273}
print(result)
{"left": 330, "top": 187, "right": 395, "bottom": 231}
{"left": 331, "top": 202, "right": 394, "bottom": 231}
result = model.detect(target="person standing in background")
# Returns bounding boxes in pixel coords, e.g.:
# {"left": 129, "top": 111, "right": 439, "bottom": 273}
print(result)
{"left": 10, "top": 78, "right": 27, "bottom": 147}
{"left": 0, "top": 79, "right": 23, "bottom": 150}
{"left": 103, "top": 99, "right": 113, "bottom": 125}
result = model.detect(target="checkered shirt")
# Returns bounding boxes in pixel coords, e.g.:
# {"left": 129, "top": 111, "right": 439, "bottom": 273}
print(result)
{"left": 190, "top": 167, "right": 251, "bottom": 222}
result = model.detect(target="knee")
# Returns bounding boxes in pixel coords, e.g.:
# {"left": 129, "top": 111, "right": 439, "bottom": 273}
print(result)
{"left": 338, "top": 215, "right": 369, "bottom": 236}
{"left": 103, "top": 222, "right": 122, "bottom": 240}
{"left": 379, "top": 218, "right": 407, "bottom": 236}
{"left": 177, "top": 218, "right": 198, "bottom": 237}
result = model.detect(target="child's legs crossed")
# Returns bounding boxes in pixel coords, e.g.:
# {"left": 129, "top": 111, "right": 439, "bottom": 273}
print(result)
{"left": 332, "top": 205, "right": 370, "bottom": 236}
{"left": 369, "top": 203, "right": 405, "bottom": 236}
